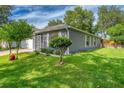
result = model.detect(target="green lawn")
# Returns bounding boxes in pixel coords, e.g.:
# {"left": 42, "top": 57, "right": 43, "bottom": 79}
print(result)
{"left": 0, "top": 48, "right": 124, "bottom": 88}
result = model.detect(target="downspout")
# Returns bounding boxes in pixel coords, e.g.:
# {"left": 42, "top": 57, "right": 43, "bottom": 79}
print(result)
{"left": 47, "top": 33, "right": 49, "bottom": 48}
{"left": 65, "top": 25, "right": 70, "bottom": 55}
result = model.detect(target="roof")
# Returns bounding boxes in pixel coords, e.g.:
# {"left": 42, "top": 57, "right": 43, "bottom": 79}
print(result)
{"left": 35, "top": 24, "right": 67, "bottom": 33}
{"left": 35, "top": 24, "right": 101, "bottom": 39}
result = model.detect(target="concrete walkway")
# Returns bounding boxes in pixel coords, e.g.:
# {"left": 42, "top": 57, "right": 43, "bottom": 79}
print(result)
{"left": 0, "top": 49, "right": 33, "bottom": 56}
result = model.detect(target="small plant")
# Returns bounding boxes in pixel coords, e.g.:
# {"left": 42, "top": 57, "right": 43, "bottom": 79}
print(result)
{"left": 41, "top": 48, "right": 53, "bottom": 56}
{"left": 34, "top": 50, "right": 40, "bottom": 54}
{"left": 49, "top": 37, "right": 72, "bottom": 64}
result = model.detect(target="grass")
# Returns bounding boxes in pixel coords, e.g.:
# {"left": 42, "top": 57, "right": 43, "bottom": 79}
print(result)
{"left": 0, "top": 48, "right": 124, "bottom": 88}
{"left": 0, "top": 47, "right": 16, "bottom": 51}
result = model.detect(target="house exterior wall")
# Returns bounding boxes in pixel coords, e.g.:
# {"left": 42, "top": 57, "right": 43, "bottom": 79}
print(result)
{"left": 35, "top": 34, "right": 41, "bottom": 51}
{"left": 0, "top": 39, "right": 33, "bottom": 49}
{"left": 69, "top": 29, "right": 85, "bottom": 53}
{"left": 34, "top": 29, "right": 68, "bottom": 51}
{"left": 68, "top": 29, "right": 102, "bottom": 53}
{"left": 24, "top": 39, "right": 33, "bottom": 49}
{"left": 34, "top": 28, "right": 102, "bottom": 54}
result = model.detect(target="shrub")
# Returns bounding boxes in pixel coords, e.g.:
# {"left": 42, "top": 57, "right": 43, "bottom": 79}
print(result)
{"left": 34, "top": 50, "right": 40, "bottom": 54}
{"left": 41, "top": 48, "right": 53, "bottom": 56}
{"left": 49, "top": 37, "right": 72, "bottom": 64}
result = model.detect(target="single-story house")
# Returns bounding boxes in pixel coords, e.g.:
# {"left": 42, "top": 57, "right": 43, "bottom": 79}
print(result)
{"left": 34, "top": 24, "right": 102, "bottom": 54}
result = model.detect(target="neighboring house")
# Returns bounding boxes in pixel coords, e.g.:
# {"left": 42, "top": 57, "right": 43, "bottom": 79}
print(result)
{"left": 0, "top": 39, "right": 33, "bottom": 49}
{"left": 34, "top": 24, "right": 102, "bottom": 54}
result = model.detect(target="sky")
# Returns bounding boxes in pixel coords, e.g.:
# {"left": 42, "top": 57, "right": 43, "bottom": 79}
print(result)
{"left": 9, "top": 5, "right": 104, "bottom": 28}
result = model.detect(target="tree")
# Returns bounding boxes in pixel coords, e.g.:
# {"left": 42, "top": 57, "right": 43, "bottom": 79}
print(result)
{"left": 97, "top": 6, "right": 124, "bottom": 38}
{"left": 48, "top": 19, "right": 63, "bottom": 26}
{"left": 10, "top": 20, "right": 34, "bottom": 59}
{"left": 64, "top": 6, "right": 94, "bottom": 33}
{"left": 0, "top": 23, "right": 15, "bottom": 55}
{"left": 0, "top": 5, "right": 13, "bottom": 26}
{"left": 107, "top": 24, "right": 124, "bottom": 47}
{"left": 0, "top": 5, "right": 13, "bottom": 48}
{"left": 49, "top": 37, "right": 72, "bottom": 64}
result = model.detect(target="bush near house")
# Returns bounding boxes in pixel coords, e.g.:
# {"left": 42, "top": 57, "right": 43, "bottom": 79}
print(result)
{"left": 41, "top": 48, "right": 53, "bottom": 56}
{"left": 49, "top": 37, "right": 72, "bottom": 64}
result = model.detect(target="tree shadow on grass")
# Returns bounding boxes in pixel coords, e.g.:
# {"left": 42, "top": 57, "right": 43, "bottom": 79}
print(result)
{"left": 64, "top": 53, "right": 124, "bottom": 88}
{"left": 0, "top": 52, "right": 124, "bottom": 87}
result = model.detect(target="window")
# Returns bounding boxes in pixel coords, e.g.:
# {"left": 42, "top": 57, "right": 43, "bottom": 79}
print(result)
{"left": 94, "top": 38, "right": 96, "bottom": 47}
{"left": 91, "top": 37, "right": 94, "bottom": 47}
{"left": 86, "top": 36, "right": 90, "bottom": 47}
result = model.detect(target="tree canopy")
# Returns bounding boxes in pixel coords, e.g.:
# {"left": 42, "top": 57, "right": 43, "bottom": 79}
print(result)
{"left": 0, "top": 20, "right": 34, "bottom": 59}
{"left": 10, "top": 20, "right": 34, "bottom": 59}
{"left": 48, "top": 19, "right": 63, "bottom": 26}
{"left": 0, "top": 23, "right": 15, "bottom": 55}
{"left": 107, "top": 24, "right": 124, "bottom": 41}
{"left": 49, "top": 37, "right": 72, "bottom": 64}
{"left": 0, "top": 5, "right": 13, "bottom": 26}
{"left": 64, "top": 6, "right": 94, "bottom": 33}
{"left": 11, "top": 20, "right": 34, "bottom": 42}
{"left": 96, "top": 6, "right": 124, "bottom": 38}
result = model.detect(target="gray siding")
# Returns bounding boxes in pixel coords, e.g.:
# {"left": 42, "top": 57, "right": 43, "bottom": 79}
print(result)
{"left": 69, "top": 29, "right": 101, "bottom": 53}
{"left": 34, "top": 28, "right": 102, "bottom": 54}
{"left": 35, "top": 34, "right": 41, "bottom": 51}
{"left": 69, "top": 30, "right": 85, "bottom": 53}
{"left": 34, "top": 29, "right": 68, "bottom": 51}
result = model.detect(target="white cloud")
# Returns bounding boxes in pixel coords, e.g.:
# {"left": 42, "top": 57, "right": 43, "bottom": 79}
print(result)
{"left": 11, "top": 5, "right": 99, "bottom": 29}
{"left": 11, "top": 6, "right": 76, "bottom": 28}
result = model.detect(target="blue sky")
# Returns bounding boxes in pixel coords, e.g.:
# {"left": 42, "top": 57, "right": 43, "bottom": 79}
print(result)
{"left": 9, "top": 5, "right": 102, "bottom": 28}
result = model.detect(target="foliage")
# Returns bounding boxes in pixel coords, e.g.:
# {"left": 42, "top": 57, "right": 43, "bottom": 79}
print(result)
{"left": 107, "top": 24, "right": 124, "bottom": 41}
{"left": 96, "top": 6, "right": 124, "bottom": 38}
{"left": 48, "top": 19, "right": 63, "bottom": 26}
{"left": 0, "top": 5, "right": 13, "bottom": 26}
{"left": 64, "top": 6, "right": 94, "bottom": 33}
{"left": 0, "top": 20, "right": 34, "bottom": 59}
{"left": 10, "top": 20, "right": 34, "bottom": 59}
{"left": 34, "top": 50, "right": 40, "bottom": 54}
{"left": 50, "top": 37, "right": 72, "bottom": 48}
{"left": 49, "top": 37, "right": 72, "bottom": 64}
{"left": 41, "top": 48, "right": 53, "bottom": 56}
{"left": 0, "top": 48, "right": 124, "bottom": 87}
{"left": 0, "top": 23, "right": 15, "bottom": 55}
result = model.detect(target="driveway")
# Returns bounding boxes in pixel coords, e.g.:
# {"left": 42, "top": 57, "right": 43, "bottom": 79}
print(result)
{"left": 0, "top": 49, "right": 33, "bottom": 56}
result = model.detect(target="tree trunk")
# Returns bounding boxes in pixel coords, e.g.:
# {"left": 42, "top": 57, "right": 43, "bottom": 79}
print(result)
{"left": 114, "top": 40, "right": 118, "bottom": 48}
{"left": 59, "top": 49, "right": 64, "bottom": 65}
{"left": 60, "top": 52, "right": 63, "bottom": 62}
{"left": 8, "top": 42, "right": 12, "bottom": 60}
{"left": 8, "top": 43, "right": 12, "bottom": 55}
{"left": 16, "top": 41, "right": 20, "bottom": 59}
